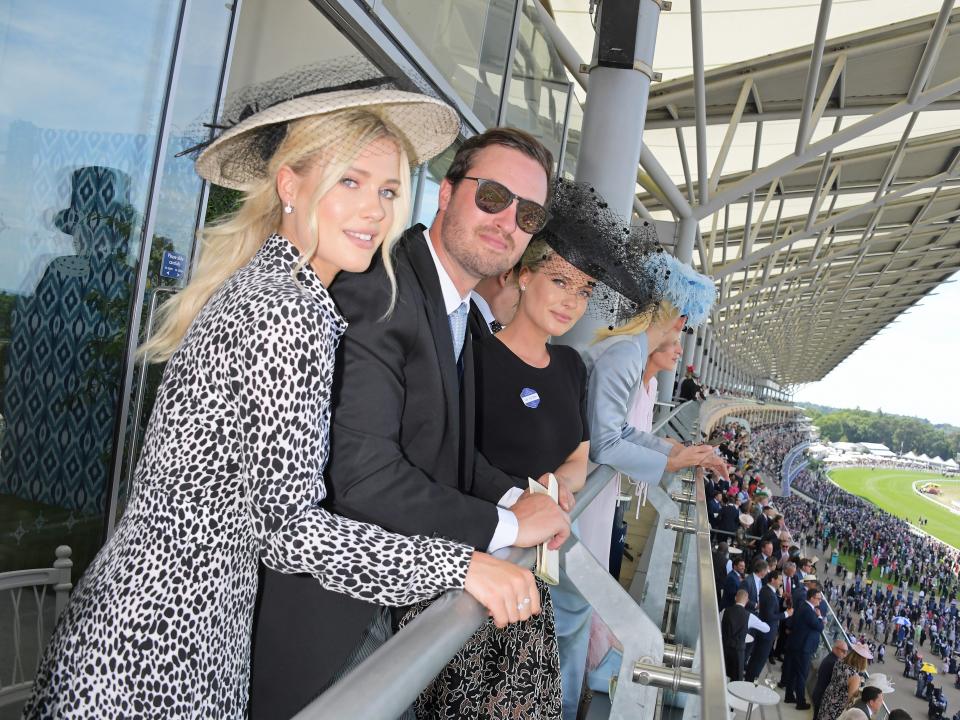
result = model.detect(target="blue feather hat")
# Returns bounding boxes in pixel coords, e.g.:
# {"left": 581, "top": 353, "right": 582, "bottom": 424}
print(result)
{"left": 645, "top": 251, "right": 716, "bottom": 327}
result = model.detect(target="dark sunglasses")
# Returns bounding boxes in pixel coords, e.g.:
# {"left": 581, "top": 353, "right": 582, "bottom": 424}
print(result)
{"left": 461, "top": 176, "right": 548, "bottom": 234}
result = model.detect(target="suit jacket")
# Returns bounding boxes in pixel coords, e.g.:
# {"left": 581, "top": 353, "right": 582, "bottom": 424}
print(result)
{"left": 753, "top": 513, "right": 769, "bottom": 539}
{"left": 791, "top": 585, "right": 809, "bottom": 612}
{"left": 758, "top": 584, "right": 788, "bottom": 636}
{"left": 248, "top": 226, "right": 524, "bottom": 718}
{"left": 707, "top": 497, "right": 722, "bottom": 526}
{"left": 468, "top": 299, "right": 493, "bottom": 340}
{"left": 721, "top": 570, "right": 743, "bottom": 610}
{"left": 788, "top": 601, "right": 825, "bottom": 656}
{"left": 740, "top": 573, "right": 763, "bottom": 612}
{"left": 717, "top": 504, "right": 740, "bottom": 536}
{"left": 812, "top": 651, "right": 840, "bottom": 706}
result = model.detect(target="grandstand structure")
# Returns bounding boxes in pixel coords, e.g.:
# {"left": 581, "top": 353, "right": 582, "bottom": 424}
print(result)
{"left": 3, "top": 2, "right": 960, "bottom": 720}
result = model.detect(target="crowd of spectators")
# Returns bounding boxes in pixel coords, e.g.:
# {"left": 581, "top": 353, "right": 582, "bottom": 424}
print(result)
{"left": 821, "top": 456, "right": 960, "bottom": 476}
{"left": 778, "top": 467, "right": 960, "bottom": 718}
{"left": 707, "top": 420, "right": 929, "bottom": 719}
{"left": 782, "top": 472, "right": 960, "bottom": 599}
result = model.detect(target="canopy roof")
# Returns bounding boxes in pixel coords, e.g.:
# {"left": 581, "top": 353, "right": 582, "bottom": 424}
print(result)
{"left": 633, "top": 8, "right": 960, "bottom": 386}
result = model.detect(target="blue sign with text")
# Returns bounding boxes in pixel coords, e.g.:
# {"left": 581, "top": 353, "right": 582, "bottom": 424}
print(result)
{"left": 160, "top": 250, "right": 186, "bottom": 280}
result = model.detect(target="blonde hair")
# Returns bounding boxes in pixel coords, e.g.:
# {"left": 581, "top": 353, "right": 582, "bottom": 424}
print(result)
{"left": 140, "top": 109, "right": 412, "bottom": 362}
{"left": 518, "top": 237, "right": 556, "bottom": 273}
{"left": 844, "top": 649, "right": 869, "bottom": 672}
{"left": 593, "top": 299, "right": 680, "bottom": 343}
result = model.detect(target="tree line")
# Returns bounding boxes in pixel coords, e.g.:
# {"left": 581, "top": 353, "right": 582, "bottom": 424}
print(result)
{"left": 801, "top": 405, "right": 960, "bottom": 461}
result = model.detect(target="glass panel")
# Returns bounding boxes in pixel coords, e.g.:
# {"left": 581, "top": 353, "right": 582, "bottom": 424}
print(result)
{"left": 0, "top": 0, "right": 235, "bottom": 588}
{"left": 0, "top": 1, "right": 185, "bottom": 581}
{"left": 503, "top": 0, "right": 572, "bottom": 167}
{"left": 562, "top": 96, "right": 584, "bottom": 180}
{"left": 379, "top": 0, "right": 516, "bottom": 128}
{"left": 109, "top": 2, "right": 236, "bottom": 526}
{"left": 412, "top": 141, "right": 463, "bottom": 228}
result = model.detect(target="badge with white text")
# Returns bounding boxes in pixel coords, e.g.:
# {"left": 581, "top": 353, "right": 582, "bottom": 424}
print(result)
{"left": 520, "top": 387, "right": 541, "bottom": 409}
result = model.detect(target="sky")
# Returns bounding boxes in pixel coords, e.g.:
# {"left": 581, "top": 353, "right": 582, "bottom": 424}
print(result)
{"left": 553, "top": 0, "right": 960, "bottom": 427}
{"left": 793, "top": 271, "right": 960, "bottom": 426}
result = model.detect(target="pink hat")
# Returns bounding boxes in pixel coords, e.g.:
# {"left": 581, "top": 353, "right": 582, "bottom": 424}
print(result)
{"left": 851, "top": 642, "right": 873, "bottom": 660}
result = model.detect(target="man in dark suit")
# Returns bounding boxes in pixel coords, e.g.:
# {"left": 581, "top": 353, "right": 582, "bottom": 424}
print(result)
{"left": 716, "top": 494, "right": 740, "bottom": 536}
{"left": 721, "top": 556, "right": 747, "bottom": 611}
{"left": 784, "top": 587, "right": 825, "bottom": 709}
{"left": 753, "top": 505, "right": 770, "bottom": 539}
{"left": 249, "top": 128, "right": 569, "bottom": 718}
{"left": 745, "top": 569, "right": 793, "bottom": 681}
{"left": 740, "top": 557, "right": 767, "bottom": 613}
{"left": 722, "top": 589, "right": 769, "bottom": 681}
{"left": 707, "top": 488, "right": 723, "bottom": 528}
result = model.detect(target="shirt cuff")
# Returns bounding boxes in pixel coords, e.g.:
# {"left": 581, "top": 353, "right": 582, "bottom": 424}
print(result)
{"left": 487, "top": 508, "right": 519, "bottom": 553}
{"left": 498, "top": 486, "right": 525, "bottom": 509}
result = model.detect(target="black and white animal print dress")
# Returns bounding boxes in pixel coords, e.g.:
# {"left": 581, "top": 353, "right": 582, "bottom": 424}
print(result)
{"left": 24, "top": 235, "right": 472, "bottom": 719}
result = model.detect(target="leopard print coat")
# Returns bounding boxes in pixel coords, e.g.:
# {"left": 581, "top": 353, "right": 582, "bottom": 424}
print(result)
{"left": 24, "top": 235, "right": 471, "bottom": 719}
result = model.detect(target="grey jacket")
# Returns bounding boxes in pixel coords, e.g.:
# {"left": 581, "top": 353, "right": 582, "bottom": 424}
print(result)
{"left": 583, "top": 333, "right": 672, "bottom": 481}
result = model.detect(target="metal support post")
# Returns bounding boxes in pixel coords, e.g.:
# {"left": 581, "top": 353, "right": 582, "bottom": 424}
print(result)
{"left": 658, "top": 215, "right": 698, "bottom": 403}
{"left": 692, "top": 325, "right": 706, "bottom": 376}
{"left": 559, "top": 0, "right": 663, "bottom": 350}
{"left": 681, "top": 327, "right": 697, "bottom": 373}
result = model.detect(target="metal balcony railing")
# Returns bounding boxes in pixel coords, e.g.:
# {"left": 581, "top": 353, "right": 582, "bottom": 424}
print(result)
{"left": 294, "top": 398, "right": 817, "bottom": 720}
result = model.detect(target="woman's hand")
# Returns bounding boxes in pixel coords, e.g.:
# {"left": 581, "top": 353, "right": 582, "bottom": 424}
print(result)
{"left": 463, "top": 551, "right": 541, "bottom": 628}
{"left": 536, "top": 472, "right": 576, "bottom": 513}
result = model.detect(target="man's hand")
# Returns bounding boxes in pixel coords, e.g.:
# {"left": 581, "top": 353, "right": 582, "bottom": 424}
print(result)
{"left": 536, "top": 472, "right": 575, "bottom": 513}
{"left": 512, "top": 492, "right": 570, "bottom": 551}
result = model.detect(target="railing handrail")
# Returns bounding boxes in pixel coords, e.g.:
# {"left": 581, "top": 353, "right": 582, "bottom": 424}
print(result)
{"left": 694, "top": 465, "right": 735, "bottom": 719}
{"left": 651, "top": 398, "right": 698, "bottom": 435}
{"left": 294, "top": 464, "right": 619, "bottom": 720}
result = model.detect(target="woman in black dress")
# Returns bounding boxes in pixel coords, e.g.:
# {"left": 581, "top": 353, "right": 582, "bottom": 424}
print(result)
{"left": 402, "top": 180, "right": 664, "bottom": 719}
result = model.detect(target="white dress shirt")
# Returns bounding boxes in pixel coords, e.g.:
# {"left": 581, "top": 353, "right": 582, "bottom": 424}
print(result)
{"left": 470, "top": 291, "right": 496, "bottom": 327}
{"left": 425, "top": 230, "right": 522, "bottom": 553}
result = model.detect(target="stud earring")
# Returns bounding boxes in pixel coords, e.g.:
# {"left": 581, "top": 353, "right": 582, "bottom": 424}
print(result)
{"left": 283, "top": 202, "right": 294, "bottom": 214}
{"left": 519, "top": 285, "right": 526, "bottom": 292}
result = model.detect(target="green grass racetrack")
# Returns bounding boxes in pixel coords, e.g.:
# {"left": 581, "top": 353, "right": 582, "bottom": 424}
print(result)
{"left": 828, "top": 467, "right": 960, "bottom": 550}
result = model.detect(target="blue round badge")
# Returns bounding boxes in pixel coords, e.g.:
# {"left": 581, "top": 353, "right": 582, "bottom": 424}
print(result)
{"left": 520, "top": 387, "right": 541, "bottom": 409}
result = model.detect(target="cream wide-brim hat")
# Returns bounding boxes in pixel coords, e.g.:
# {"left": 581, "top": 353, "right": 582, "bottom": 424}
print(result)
{"left": 195, "top": 88, "right": 460, "bottom": 191}
{"left": 863, "top": 673, "right": 895, "bottom": 693}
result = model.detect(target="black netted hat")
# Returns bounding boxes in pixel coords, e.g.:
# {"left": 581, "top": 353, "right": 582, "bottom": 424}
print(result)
{"left": 532, "top": 179, "right": 665, "bottom": 323}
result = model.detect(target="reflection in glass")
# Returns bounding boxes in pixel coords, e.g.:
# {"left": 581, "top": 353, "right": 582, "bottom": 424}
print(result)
{"left": 0, "top": 1, "right": 231, "bottom": 589}
{"left": 380, "top": 0, "right": 516, "bottom": 128}
{"left": 562, "top": 95, "right": 585, "bottom": 180}
{"left": 0, "top": 2, "right": 181, "bottom": 581}
{"left": 112, "top": 0, "right": 235, "bottom": 527}
{"left": 413, "top": 142, "right": 463, "bottom": 228}
{"left": 504, "top": 0, "right": 573, "bottom": 166}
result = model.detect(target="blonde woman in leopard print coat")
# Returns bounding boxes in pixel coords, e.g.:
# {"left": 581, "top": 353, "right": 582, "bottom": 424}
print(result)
{"left": 25, "top": 84, "right": 539, "bottom": 719}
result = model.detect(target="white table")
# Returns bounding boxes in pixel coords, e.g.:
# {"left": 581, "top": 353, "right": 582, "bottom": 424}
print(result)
{"left": 728, "top": 680, "right": 780, "bottom": 720}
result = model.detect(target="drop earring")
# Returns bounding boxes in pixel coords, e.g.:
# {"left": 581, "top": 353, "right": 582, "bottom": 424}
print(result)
{"left": 283, "top": 202, "right": 294, "bottom": 214}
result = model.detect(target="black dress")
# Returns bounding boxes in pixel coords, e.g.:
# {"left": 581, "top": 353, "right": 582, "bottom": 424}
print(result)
{"left": 401, "top": 335, "right": 589, "bottom": 719}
